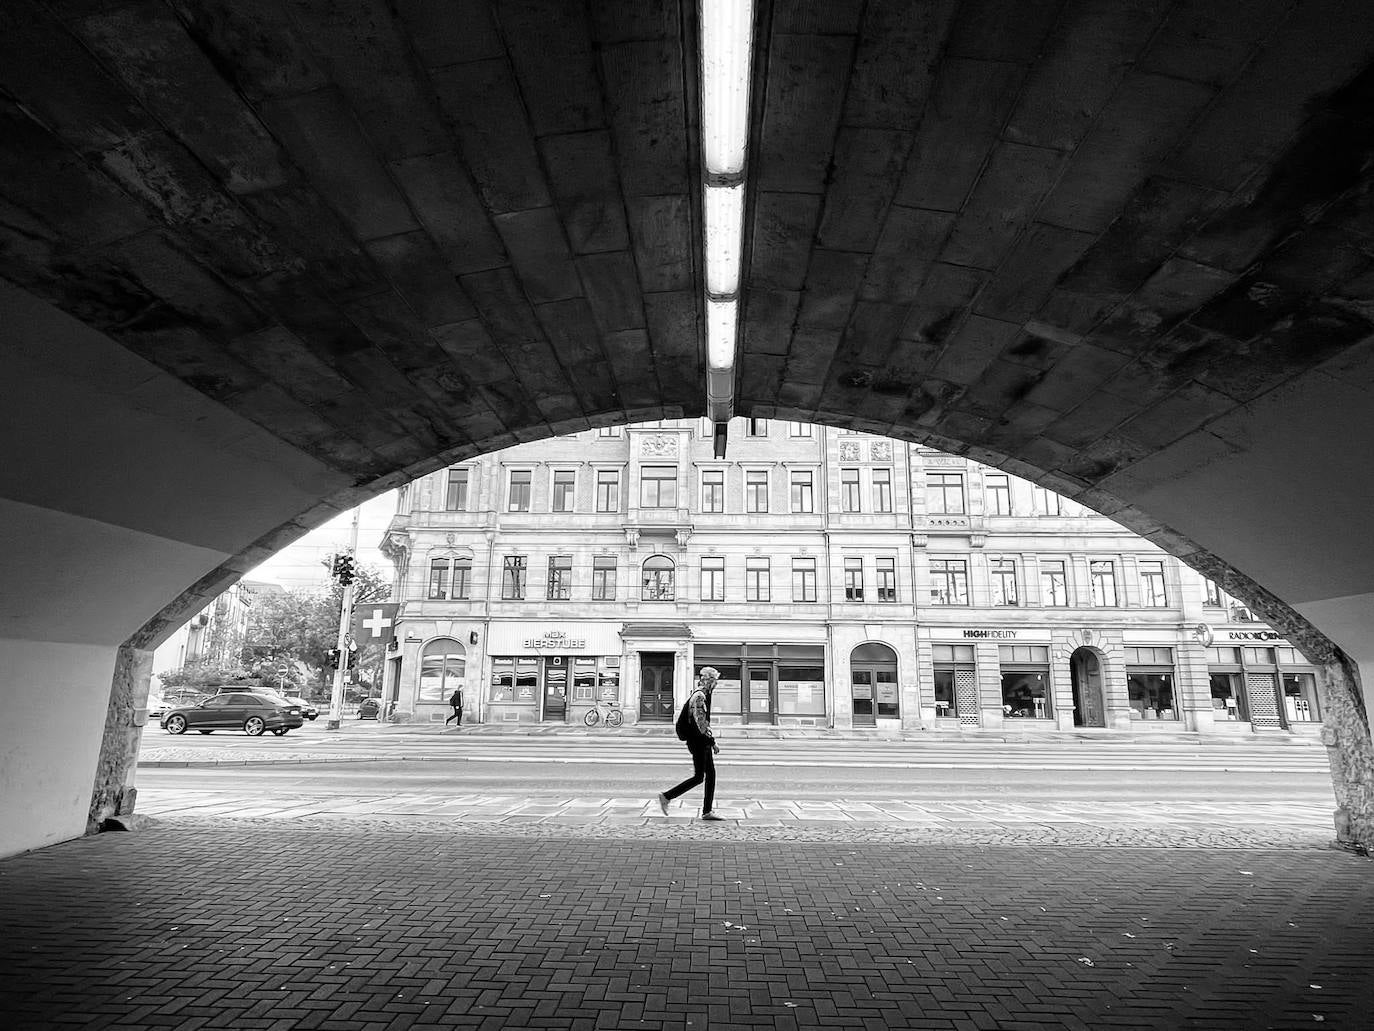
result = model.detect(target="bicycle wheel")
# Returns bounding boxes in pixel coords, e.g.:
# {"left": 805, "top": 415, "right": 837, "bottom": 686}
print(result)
{"left": 605, "top": 708, "right": 624, "bottom": 728}
{"left": 583, "top": 708, "right": 601, "bottom": 727}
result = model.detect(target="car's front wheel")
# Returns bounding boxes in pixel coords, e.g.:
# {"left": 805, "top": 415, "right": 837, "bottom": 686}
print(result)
{"left": 244, "top": 716, "right": 266, "bottom": 736}
{"left": 165, "top": 714, "right": 187, "bottom": 735}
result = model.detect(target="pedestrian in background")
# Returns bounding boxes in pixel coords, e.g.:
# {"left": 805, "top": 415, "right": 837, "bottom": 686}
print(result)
{"left": 446, "top": 685, "right": 464, "bottom": 726}
{"left": 658, "top": 666, "right": 724, "bottom": 821}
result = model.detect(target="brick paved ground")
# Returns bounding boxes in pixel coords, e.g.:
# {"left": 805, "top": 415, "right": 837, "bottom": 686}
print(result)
{"left": 2, "top": 820, "right": 1372, "bottom": 1030}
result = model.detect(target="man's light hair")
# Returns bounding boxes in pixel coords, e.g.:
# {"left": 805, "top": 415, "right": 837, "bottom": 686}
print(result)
{"left": 698, "top": 666, "right": 720, "bottom": 682}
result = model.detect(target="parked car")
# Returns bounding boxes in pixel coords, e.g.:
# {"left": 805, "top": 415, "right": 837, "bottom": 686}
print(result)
{"left": 161, "top": 692, "right": 305, "bottom": 737}
{"left": 145, "top": 695, "right": 169, "bottom": 720}
{"left": 283, "top": 695, "right": 319, "bottom": 720}
{"left": 357, "top": 698, "right": 381, "bottom": 720}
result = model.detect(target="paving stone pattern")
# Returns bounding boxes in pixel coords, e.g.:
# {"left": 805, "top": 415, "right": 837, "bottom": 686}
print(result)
{"left": 3, "top": 824, "right": 1372, "bottom": 1030}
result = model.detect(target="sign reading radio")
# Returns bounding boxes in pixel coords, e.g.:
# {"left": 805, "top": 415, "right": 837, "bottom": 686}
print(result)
{"left": 962, "top": 629, "right": 1018, "bottom": 639}
{"left": 1226, "top": 629, "right": 1282, "bottom": 642}
{"left": 522, "top": 629, "right": 588, "bottom": 650}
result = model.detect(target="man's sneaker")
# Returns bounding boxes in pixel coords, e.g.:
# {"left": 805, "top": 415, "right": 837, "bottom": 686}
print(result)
{"left": 700, "top": 811, "right": 726, "bottom": 821}
{"left": 656, "top": 792, "right": 670, "bottom": 816}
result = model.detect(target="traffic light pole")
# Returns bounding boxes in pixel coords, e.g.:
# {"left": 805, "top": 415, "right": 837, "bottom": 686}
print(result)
{"left": 325, "top": 507, "right": 361, "bottom": 731}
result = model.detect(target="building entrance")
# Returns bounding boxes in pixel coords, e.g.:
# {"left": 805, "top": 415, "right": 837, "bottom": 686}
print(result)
{"left": 542, "top": 656, "right": 568, "bottom": 722}
{"left": 851, "top": 643, "right": 899, "bottom": 726}
{"left": 745, "top": 664, "right": 775, "bottom": 724}
{"left": 639, "top": 652, "right": 675, "bottom": 722}
{"left": 1069, "top": 647, "right": 1105, "bottom": 727}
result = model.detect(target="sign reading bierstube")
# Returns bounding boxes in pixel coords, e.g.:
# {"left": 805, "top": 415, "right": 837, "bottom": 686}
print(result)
{"left": 523, "top": 629, "right": 587, "bottom": 649}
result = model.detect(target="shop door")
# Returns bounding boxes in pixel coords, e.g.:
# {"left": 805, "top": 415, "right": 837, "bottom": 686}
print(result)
{"left": 542, "top": 656, "right": 568, "bottom": 722}
{"left": 639, "top": 653, "right": 675, "bottom": 722}
{"left": 851, "top": 670, "right": 875, "bottom": 727}
{"left": 746, "top": 665, "right": 776, "bottom": 724}
{"left": 1070, "top": 648, "right": 1105, "bottom": 728}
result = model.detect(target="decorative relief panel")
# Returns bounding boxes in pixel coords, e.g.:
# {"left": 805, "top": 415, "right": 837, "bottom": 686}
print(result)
{"left": 641, "top": 434, "right": 678, "bottom": 457}
{"left": 839, "top": 441, "right": 860, "bottom": 462}
{"left": 870, "top": 441, "right": 892, "bottom": 462}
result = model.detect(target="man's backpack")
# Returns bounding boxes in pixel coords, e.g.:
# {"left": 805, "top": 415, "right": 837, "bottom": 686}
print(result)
{"left": 675, "top": 696, "right": 698, "bottom": 741}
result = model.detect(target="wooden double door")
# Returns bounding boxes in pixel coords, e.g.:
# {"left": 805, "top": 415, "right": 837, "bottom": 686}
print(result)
{"left": 638, "top": 652, "right": 675, "bottom": 722}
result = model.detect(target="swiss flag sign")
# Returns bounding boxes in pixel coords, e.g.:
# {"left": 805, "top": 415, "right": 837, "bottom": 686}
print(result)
{"left": 351, "top": 603, "right": 399, "bottom": 644}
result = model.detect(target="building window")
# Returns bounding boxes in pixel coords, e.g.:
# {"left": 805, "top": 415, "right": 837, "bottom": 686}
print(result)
{"left": 841, "top": 468, "right": 861, "bottom": 512}
{"left": 701, "top": 557, "right": 725, "bottom": 602}
{"left": 1090, "top": 560, "right": 1118, "bottom": 606}
{"left": 598, "top": 425, "right": 621, "bottom": 437}
{"left": 489, "top": 656, "right": 539, "bottom": 704}
{"left": 428, "top": 558, "right": 450, "bottom": 600}
{"left": 746, "top": 418, "right": 767, "bottom": 437}
{"left": 546, "top": 555, "right": 572, "bottom": 600}
{"left": 642, "top": 555, "right": 675, "bottom": 601}
{"left": 1033, "top": 485, "right": 1061, "bottom": 515}
{"left": 927, "top": 472, "right": 965, "bottom": 514}
{"left": 1208, "top": 648, "right": 1247, "bottom": 721}
{"left": 452, "top": 559, "right": 471, "bottom": 599}
{"left": 507, "top": 470, "right": 532, "bottom": 512}
{"left": 1000, "top": 645, "right": 1051, "bottom": 719}
{"left": 789, "top": 422, "right": 812, "bottom": 437}
{"left": 702, "top": 469, "right": 725, "bottom": 513}
{"left": 991, "top": 558, "right": 1018, "bottom": 606}
{"left": 1204, "top": 579, "right": 1223, "bottom": 606}
{"left": 1283, "top": 673, "right": 1321, "bottom": 722}
{"left": 596, "top": 470, "right": 619, "bottom": 512}
{"left": 790, "top": 469, "right": 814, "bottom": 513}
{"left": 986, "top": 474, "right": 1010, "bottom": 515}
{"left": 876, "top": 557, "right": 897, "bottom": 602}
{"left": 745, "top": 470, "right": 769, "bottom": 513}
{"left": 933, "top": 644, "right": 976, "bottom": 719}
{"left": 930, "top": 558, "right": 969, "bottom": 605}
{"left": 872, "top": 468, "right": 893, "bottom": 513}
{"left": 640, "top": 466, "right": 677, "bottom": 508}
{"left": 1126, "top": 646, "right": 1177, "bottom": 720}
{"left": 746, "top": 557, "right": 770, "bottom": 602}
{"left": 792, "top": 558, "right": 817, "bottom": 602}
{"left": 551, "top": 470, "right": 576, "bottom": 513}
{"left": 418, "top": 638, "right": 466, "bottom": 703}
{"left": 844, "top": 558, "right": 864, "bottom": 602}
{"left": 501, "top": 555, "right": 527, "bottom": 600}
{"left": 1041, "top": 560, "right": 1068, "bottom": 607}
{"left": 1140, "top": 560, "right": 1167, "bottom": 607}
{"left": 445, "top": 469, "right": 469, "bottom": 512}
{"left": 591, "top": 556, "right": 617, "bottom": 601}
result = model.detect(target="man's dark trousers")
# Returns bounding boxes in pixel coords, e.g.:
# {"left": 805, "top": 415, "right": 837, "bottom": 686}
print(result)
{"left": 663, "top": 736, "right": 715, "bottom": 812}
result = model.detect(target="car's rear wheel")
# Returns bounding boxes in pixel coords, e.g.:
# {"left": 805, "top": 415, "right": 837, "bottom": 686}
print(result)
{"left": 165, "top": 714, "right": 187, "bottom": 735}
{"left": 244, "top": 716, "right": 266, "bottom": 736}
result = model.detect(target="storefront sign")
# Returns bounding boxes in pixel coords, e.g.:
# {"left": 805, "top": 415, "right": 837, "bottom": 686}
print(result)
{"left": 487, "top": 621, "right": 622, "bottom": 655}
{"left": 522, "top": 629, "right": 587, "bottom": 649}
{"left": 1226, "top": 630, "right": 1282, "bottom": 642}
{"left": 962, "top": 629, "right": 1018, "bottom": 639}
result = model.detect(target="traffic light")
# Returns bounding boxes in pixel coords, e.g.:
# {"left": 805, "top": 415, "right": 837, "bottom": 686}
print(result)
{"left": 332, "top": 553, "right": 356, "bottom": 586}
{"left": 326, "top": 647, "right": 341, "bottom": 668}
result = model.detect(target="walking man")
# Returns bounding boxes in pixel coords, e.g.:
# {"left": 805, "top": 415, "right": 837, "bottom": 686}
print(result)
{"left": 446, "top": 685, "right": 463, "bottom": 726}
{"left": 657, "top": 666, "right": 724, "bottom": 821}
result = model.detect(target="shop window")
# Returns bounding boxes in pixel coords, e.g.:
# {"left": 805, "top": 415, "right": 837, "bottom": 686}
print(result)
{"left": 1210, "top": 671, "right": 1247, "bottom": 721}
{"left": 1041, "top": 560, "right": 1068, "bottom": 606}
{"left": 702, "top": 557, "right": 725, "bottom": 602}
{"left": 572, "top": 657, "right": 598, "bottom": 702}
{"left": 792, "top": 558, "right": 817, "bottom": 603}
{"left": 1000, "top": 645, "right": 1051, "bottom": 719}
{"left": 501, "top": 555, "right": 527, "bottom": 600}
{"left": 933, "top": 644, "right": 975, "bottom": 719}
{"left": 592, "top": 556, "right": 617, "bottom": 601}
{"left": 876, "top": 557, "right": 897, "bottom": 602}
{"left": 703, "top": 663, "right": 742, "bottom": 715}
{"left": 546, "top": 555, "right": 572, "bottom": 600}
{"left": 428, "top": 558, "right": 450, "bottom": 600}
{"left": 985, "top": 474, "right": 1011, "bottom": 515}
{"left": 1090, "top": 560, "right": 1118, "bottom": 606}
{"left": 1126, "top": 646, "right": 1176, "bottom": 720}
{"left": 507, "top": 469, "right": 532, "bottom": 512}
{"left": 745, "top": 469, "right": 769, "bottom": 513}
{"left": 598, "top": 656, "right": 621, "bottom": 702}
{"left": 1140, "top": 560, "right": 1167, "bottom": 607}
{"left": 746, "top": 557, "right": 770, "bottom": 602}
{"left": 640, "top": 465, "right": 677, "bottom": 508}
{"left": 445, "top": 468, "right": 468, "bottom": 512}
{"left": 991, "top": 558, "right": 1018, "bottom": 606}
{"left": 790, "top": 469, "right": 814, "bottom": 513}
{"left": 702, "top": 469, "right": 725, "bottom": 513}
{"left": 452, "top": 559, "right": 471, "bottom": 600}
{"left": 844, "top": 558, "right": 864, "bottom": 602}
{"left": 872, "top": 468, "right": 892, "bottom": 513}
{"left": 778, "top": 664, "right": 825, "bottom": 716}
{"left": 841, "top": 468, "right": 861, "bottom": 512}
{"left": 930, "top": 558, "right": 969, "bottom": 605}
{"left": 927, "top": 472, "right": 965, "bottom": 514}
{"left": 1283, "top": 673, "right": 1320, "bottom": 722}
{"left": 596, "top": 470, "right": 620, "bottom": 512}
{"left": 642, "top": 555, "right": 675, "bottom": 601}
{"left": 551, "top": 470, "right": 576, "bottom": 513}
{"left": 419, "top": 638, "right": 466, "bottom": 703}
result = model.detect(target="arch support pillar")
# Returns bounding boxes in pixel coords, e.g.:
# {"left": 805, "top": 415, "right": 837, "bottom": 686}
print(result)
{"left": 87, "top": 644, "right": 152, "bottom": 833}
{"left": 1320, "top": 657, "right": 1374, "bottom": 852}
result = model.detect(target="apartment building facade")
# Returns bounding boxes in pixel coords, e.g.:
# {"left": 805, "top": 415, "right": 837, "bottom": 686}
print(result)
{"left": 379, "top": 420, "right": 1323, "bottom": 737}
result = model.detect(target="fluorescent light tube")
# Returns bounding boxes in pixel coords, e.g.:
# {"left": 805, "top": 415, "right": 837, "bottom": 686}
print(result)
{"left": 701, "top": 0, "right": 753, "bottom": 176}
{"left": 706, "top": 297, "right": 738, "bottom": 371}
{"left": 704, "top": 183, "right": 745, "bottom": 297}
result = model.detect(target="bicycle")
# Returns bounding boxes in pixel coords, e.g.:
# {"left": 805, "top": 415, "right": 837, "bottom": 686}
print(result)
{"left": 583, "top": 700, "right": 625, "bottom": 728}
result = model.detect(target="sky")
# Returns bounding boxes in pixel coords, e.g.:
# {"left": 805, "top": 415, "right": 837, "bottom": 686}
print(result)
{"left": 245, "top": 490, "right": 399, "bottom": 591}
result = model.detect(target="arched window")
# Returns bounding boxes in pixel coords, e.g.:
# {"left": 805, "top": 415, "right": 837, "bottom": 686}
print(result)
{"left": 850, "top": 642, "right": 899, "bottom": 726}
{"left": 642, "top": 555, "right": 675, "bottom": 601}
{"left": 418, "top": 638, "right": 466, "bottom": 703}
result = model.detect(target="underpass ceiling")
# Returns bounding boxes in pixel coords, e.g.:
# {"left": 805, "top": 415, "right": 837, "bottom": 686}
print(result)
{"left": 4, "top": 0, "right": 1374, "bottom": 626}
